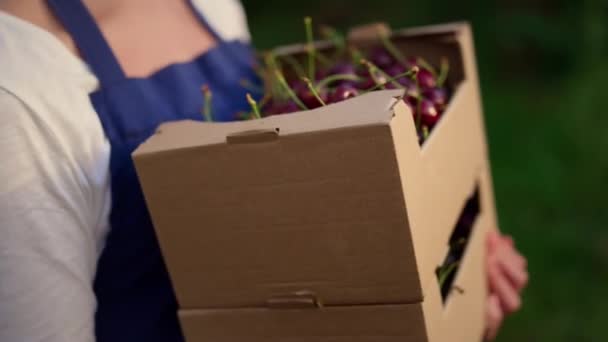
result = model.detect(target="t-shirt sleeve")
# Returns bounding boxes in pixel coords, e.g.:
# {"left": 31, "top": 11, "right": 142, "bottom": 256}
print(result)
{"left": 0, "top": 89, "right": 97, "bottom": 342}
{"left": 192, "top": 0, "right": 252, "bottom": 42}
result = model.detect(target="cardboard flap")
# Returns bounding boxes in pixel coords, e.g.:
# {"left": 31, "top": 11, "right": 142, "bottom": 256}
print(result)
{"left": 133, "top": 90, "right": 403, "bottom": 157}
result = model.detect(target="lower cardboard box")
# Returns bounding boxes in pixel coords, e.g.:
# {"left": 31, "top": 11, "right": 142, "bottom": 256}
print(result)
{"left": 177, "top": 214, "right": 488, "bottom": 342}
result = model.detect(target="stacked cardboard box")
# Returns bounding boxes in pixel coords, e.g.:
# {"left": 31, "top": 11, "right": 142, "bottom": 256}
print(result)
{"left": 133, "top": 22, "right": 496, "bottom": 342}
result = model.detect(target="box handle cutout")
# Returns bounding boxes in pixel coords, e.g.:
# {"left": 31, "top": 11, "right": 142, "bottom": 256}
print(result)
{"left": 436, "top": 184, "right": 480, "bottom": 303}
{"left": 266, "top": 290, "right": 323, "bottom": 309}
{"left": 226, "top": 129, "right": 279, "bottom": 144}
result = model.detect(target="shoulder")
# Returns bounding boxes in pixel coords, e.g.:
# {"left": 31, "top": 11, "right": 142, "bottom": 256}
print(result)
{"left": 0, "top": 11, "right": 111, "bottom": 243}
{"left": 191, "top": 0, "right": 251, "bottom": 42}
{"left": 0, "top": 11, "right": 104, "bottom": 153}
{"left": 0, "top": 10, "right": 97, "bottom": 96}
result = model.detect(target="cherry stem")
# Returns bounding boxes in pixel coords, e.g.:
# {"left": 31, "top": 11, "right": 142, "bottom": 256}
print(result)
{"left": 264, "top": 52, "right": 283, "bottom": 100}
{"left": 201, "top": 85, "right": 213, "bottom": 122}
{"left": 259, "top": 94, "right": 271, "bottom": 108}
{"left": 379, "top": 32, "right": 406, "bottom": 64}
{"left": 304, "top": 16, "right": 315, "bottom": 81}
{"left": 450, "top": 237, "right": 467, "bottom": 249}
{"left": 350, "top": 47, "right": 365, "bottom": 65}
{"left": 246, "top": 93, "right": 262, "bottom": 119}
{"left": 363, "top": 67, "right": 419, "bottom": 93}
{"left": 274, "top": 69, "right": 308, "bottom": 110}
{"left": 239, "top": 78, "right": 264, "bottom": 94}
{"left": 315, "top": 51, "right": 332, "bottom": 68}
{"left": 360, "top": 59, "right": 402, "bottom": 89}
{"left": 437, "top": 261, "right": 460, "bottom": 287}
{"left": 320, "top": 25, "right": 346, "bottom": 57}
{"left": 417, "top": 57, "right": 438, "bottom": 77}
{"left": 422, "top": 125, "right": 430, "bottom": 139}
{"left": 437, "top": 57, "right": 450, "bottom": 87}
{"left": 302, "top": 77, "right": 327, "bottom": 106}
{"left": 316, "top": 74, "right": 361, "bottom": 90}
{"left": 280, "top": 55, "right": 306, "bottom": 78}
{"left": 411, "top": 71, "right": 423, "bottom": 132}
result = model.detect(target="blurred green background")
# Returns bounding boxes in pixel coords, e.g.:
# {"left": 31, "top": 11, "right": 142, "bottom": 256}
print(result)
{"left": 243, "top": 0, "right": 608, "bottom": 341}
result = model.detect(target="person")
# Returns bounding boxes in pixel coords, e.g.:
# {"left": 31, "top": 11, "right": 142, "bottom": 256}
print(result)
{"left": 0, "top": 1, "right": 528, "bottom": 341}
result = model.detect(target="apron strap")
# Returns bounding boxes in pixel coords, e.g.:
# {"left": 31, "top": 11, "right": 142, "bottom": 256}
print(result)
{"left": 46, "top": 0, "right": 126, "bottom": 86}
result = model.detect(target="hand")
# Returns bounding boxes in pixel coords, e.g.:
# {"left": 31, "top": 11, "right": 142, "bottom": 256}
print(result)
{"left": 484, "top": 230, "right": 528, "bottom": 340}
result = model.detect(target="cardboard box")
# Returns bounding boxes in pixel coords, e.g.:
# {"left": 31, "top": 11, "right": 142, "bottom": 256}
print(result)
{"left": 133, "top": 22, "right": 496, "bottom": 341}
{"left": 177, "top": 203, "right": 490, "bottom": 342}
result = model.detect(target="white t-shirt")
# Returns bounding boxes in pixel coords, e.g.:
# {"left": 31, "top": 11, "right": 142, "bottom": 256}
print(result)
{"left": 0, "top": 2, "right": 250, "bottom": 341}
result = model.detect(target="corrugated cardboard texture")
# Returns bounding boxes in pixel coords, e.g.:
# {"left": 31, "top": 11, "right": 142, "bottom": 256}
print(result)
{"left": 177, "top": 207, "right": 488, "bottom": 342}
{"left": 179, "top": 304, "right": 427, "bottom": 342}
{"left": 135, "top": 120, "right": 423, "bottom": 308}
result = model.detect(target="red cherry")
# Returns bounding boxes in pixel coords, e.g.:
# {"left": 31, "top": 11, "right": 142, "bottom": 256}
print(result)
{"left": 356, "top": 75, "right": 376, "bottom": 90}
{"left": 329, "top": 62, "right": 358, "bottom": 76}
{"left": 402, "top": 96, "right": 417, "bottom": 113}
{"left": 329, "top": 84, "right": 359, "bottom": 103}
{"left": 422, "top": 87, "right": 448, "bottom": 111}
{"left": 417, "top": 68, "right": 436, "bottom": 89}
{"left": 299, "top": 90, "right": 328, "bottom": 109}
{"left": 420, "top": 99, "right": 440, "bottom": 126}
{"left": 385, "top": 64, "right": 406, "bottom": 77}
{"left": 369, "top": 47, "right": 395, "bottom": 69}
{"left": 263, "top": 101, "right": 300, "bottom": 116}
{"left": 315, "top": 69, "right": 330, "bottom": 81}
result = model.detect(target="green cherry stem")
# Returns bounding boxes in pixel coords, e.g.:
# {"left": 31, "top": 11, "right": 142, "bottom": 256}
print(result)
{"left": 304, "top": 16, "right": 316, "bottom": 81}
{"left": 316, "top": 74, "right": 361, "bottom": 90}
{"left": 320, "top": 25, "right": 346, "bottom": 57}
{"left": 246, "top": 93, "right": 262, "bottom": 119}
{"left": 281, "top": 54, "right": 306, "bottom": 78}
{"left": 263, "top": 52, "right": 282, "bottom": 100}
{"left": 417, "top": 57, "right": 438, "bottom": 77}
{"left": 360, "top": 58, "right": 403, "bottom": 89}
{"left": 437, "top": 57, "right": 450, "bottom": 87}
{"left": 360, "top": 59, "right": 385, "bottom": 89}
{"left": 437, "top": 261, "right": 460, "bottom": 287}
{"left": 201, "top": 85, "right": 213, "bottom": 122}
{"left": 315, "top": 51, "right": 332, "bottom": 68}
{"left": 302, "top": 77, "right": 326, "bottom": 106}
{"left": 379, "top": 32, "right": 406, "bottom": 64}
{"left": 350, "top": 47, "right": 365, "bottom": 66}
{"left": 411, "top": 71, "right": 423, "bottom": 132}
{"left": 274, "top": 69, "right": 308, "bottom": 110}
{"left": 363, "top": 67, "right": 420, "bottom": 93}
{"left": 422, "top": 125, "right": 430, "bottom": 140}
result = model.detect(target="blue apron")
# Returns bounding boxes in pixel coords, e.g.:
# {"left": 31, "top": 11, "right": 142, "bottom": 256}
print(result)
{"left": 46, "top": 1, "right": 260, "bottom": 340}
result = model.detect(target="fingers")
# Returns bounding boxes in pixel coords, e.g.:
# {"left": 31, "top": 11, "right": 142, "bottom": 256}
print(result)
{"left": 487, "top": 231, "right": 529, "bottom": 291}
{"left": 488, "top": 252, "right": 522, "bottom": 314}
{"left": 487, "top": 230, "right": 501, "bottom": 250}
{"left": 501, "top": 235, "right": 514, "bottom": 248}
{"left": 485, "top": 294, "right": 503, "bottom": 341}
{"left": 497, "top": 247, "right": 529, "bottom": 291}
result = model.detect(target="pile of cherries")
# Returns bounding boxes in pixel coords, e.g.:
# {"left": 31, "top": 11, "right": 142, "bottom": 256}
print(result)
{"left": 234, "top": 18, "right": 451, "bottom": 144}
